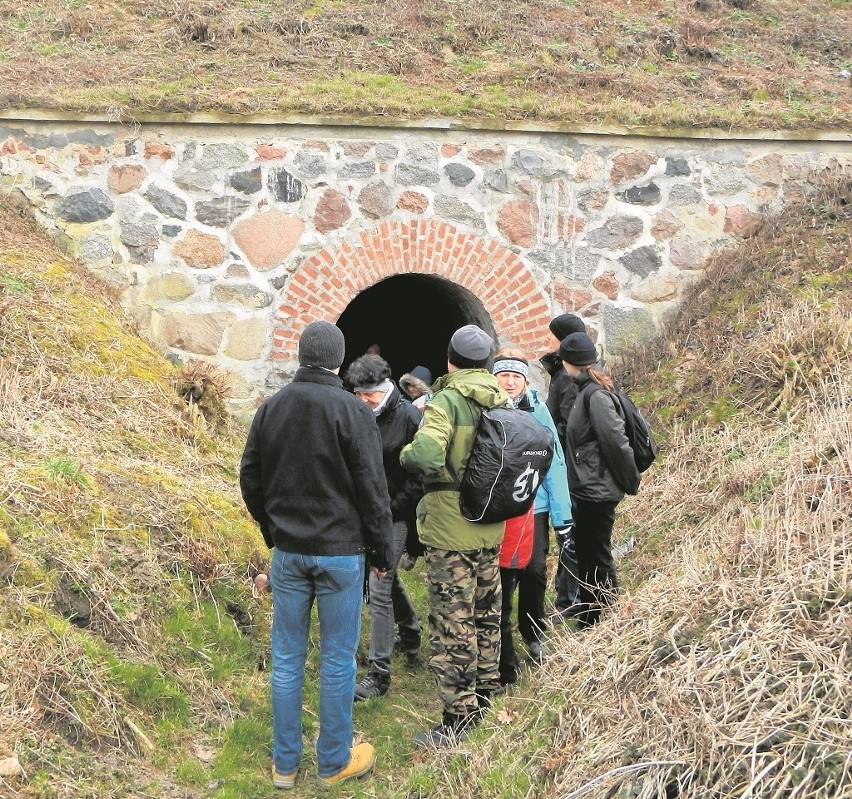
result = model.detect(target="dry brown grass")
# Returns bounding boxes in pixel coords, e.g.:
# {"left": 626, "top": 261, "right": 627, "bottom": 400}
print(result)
{"left": 0, "top": 0, "right": 849, "bottom": 129}
{"left": 413, "top": 174, "right": 851, "bottom": 799}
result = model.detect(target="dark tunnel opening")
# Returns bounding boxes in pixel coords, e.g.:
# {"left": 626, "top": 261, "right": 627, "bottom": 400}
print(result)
{"left": 336, "top": 274, "right": 495, "bottom": 387}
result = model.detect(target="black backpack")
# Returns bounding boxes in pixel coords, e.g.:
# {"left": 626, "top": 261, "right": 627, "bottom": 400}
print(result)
{"left": 584, "top": 385, "right": 658, "bottom": 473}
{"left": 458, "top": 400, "right": 555, "bottom": 524}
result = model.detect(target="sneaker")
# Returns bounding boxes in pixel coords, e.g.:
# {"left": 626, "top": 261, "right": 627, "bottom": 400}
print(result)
{"left": 354, "top": 671, "right": 390, "bottom": 702}
{"left": 318, "top": 742, "right": 375, "bottom": 786}
{"left": 527, "top": 640, "right": 549, "bottom": 664}
{"left": 272, "top": 767, "right": 296, "bottom": 790}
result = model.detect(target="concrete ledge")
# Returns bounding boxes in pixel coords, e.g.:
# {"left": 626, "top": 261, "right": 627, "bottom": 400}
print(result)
{"left": 1, "top": 108, "right": 850, "bottom": 144}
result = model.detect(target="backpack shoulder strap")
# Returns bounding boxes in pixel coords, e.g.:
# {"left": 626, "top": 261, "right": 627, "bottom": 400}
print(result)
{"left": 581, "top": 382, "right": 605, "bottom": 412}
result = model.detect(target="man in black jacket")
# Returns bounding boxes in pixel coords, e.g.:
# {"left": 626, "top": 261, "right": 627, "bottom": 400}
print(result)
{"left": 240, "top": 321, "right": 394, "bottom": 789}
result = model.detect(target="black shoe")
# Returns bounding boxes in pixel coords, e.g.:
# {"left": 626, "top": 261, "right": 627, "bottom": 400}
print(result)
{"left": 394, "top": 633, "right": 421, "bottom": 655}
{"left": 354, "top": 671, "right": 390, "bottom": 702}
{"left": 495, "top": 670, "right": 517, "bottom": 695}
{"left": 474, "top": 689, "right": 492, "bottom": 719}
{"left": 412, "top": 712, "right": 478, "bottom": 749}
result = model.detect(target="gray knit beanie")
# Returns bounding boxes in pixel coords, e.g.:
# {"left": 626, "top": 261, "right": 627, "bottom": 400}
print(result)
{"left": 298, "top": 321, "right": 346, "bottom": 369}
{"left": 448, "top": 324, "right": 494, "bottom": 369}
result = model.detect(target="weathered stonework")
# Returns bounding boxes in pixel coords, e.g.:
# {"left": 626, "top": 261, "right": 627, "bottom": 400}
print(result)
{"left": 1, "top": 116, "right": 848, "bottom": 415}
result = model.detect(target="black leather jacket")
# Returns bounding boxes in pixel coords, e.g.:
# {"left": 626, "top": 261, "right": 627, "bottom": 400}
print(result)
{"left": 564, "top": 373, "right": 640, "bottom": 501}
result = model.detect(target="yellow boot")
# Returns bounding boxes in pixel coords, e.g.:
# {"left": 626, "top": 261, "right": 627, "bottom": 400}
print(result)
{"left": 272, "top": 767, "right": 297, "bottom": 790}
{"left": 318, "top": 742, "right": 375, "bottom": 786}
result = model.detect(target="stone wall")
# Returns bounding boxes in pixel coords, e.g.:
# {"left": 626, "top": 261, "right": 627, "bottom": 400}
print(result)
{"left": 1, "top": 116, "right": 848, "bottom": 415}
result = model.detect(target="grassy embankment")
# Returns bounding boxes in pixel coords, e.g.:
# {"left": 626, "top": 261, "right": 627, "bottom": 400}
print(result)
{"left": 0, "top": 0, "right": 850, "bottom": 130}
{"left": 1, "top": 169, "right": 851, "bottom": 799}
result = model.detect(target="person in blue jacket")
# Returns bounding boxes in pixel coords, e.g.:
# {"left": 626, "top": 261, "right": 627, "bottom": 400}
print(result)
{"left": 492, "top": 349, "right": 574, "bottom": 669}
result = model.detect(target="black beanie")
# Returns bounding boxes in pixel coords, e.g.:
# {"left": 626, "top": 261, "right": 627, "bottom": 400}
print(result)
{"left": 559, "top": 332, "right": 598, "bottom": 367}
{"left": 409, "top": 365, "right": 432, "bottom": 385}
{"left": 298, "top": 321, "right": 346, "bottom": 369}
{"left": 549, "top": 313, "right": 586, "bottom": 341}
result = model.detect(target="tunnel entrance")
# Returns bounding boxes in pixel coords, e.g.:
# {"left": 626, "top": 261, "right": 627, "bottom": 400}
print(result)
{"left": 336, "top": 274, "right": 495, "bottom": 385}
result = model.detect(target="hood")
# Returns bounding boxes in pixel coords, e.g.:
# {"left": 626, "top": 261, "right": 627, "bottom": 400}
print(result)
{"left": 433, "top": 368, "right": 510, "bottom": 409}
{"left": 399, "top": 372, "right": 432, "bottom": 397}
{"left": 539, "top": 351, "right": 563, "bottom": 376}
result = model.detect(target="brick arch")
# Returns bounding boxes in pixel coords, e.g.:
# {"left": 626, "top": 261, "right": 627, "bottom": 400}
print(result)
{"left": 270, "top": 219, "right": 551, "bottom": 365}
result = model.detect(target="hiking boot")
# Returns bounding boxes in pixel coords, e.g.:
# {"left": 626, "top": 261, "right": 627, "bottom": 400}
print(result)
{"left": 318, "top": 742, "right": 375, "bottom": 786}
{"left": 272, "top": 767, "right": 297, "bottom": 790}
{"left": 527, "top": 640, "right": 549, "bottom": 664}
{"left": 354, "top": 671, "right": 390, "bottom": 702}
{"left": 412, "top": 712, "right": 479, "bottom": 749}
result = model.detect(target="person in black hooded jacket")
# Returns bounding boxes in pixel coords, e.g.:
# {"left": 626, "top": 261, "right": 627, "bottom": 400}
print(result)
{"left": 540, "top": 313, "right": 586, "bottom": 621}
{"left": 344, "top": 354, "right": 424, "bottom": 701}
{"left": 559, "top": 331, "right": 640, "bottom": 629}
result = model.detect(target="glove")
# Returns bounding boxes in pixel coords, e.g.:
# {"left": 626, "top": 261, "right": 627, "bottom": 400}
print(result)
{"left": 554, "top": 522, "right": 575, "bottom": 550}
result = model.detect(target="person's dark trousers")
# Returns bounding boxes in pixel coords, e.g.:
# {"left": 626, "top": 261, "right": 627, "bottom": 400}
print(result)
{"left": 367, "top": 520, "right": 420, "bottom": 675}
{"left": 391, "top": 574, "right": 421, "bottom": 650}
{"left": 517, "top": 512, "right": 549, "bottom": 644}
{"left": 554, "top": 531, "right": 580, "bottom": 612}
{"left": 498, "top": 567, "right": 521, "bottom": 684}
{"left": 571, "top": 499, "right": 619, "bottom": 628}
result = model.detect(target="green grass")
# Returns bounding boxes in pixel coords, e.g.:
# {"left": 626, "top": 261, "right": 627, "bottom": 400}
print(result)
{"left": 0, "top": 0, "right": 848, "bottom": 129}
{"left": 0, "top": 272, "right": 33, "bottom": 294}
{"left": 162, "top": 603, "right": 256, "bottom": 680}
{"left": 108, "top": 661, "right": 190, "bottom": 723}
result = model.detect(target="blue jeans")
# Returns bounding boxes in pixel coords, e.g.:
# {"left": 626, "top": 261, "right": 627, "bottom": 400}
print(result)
{"left": 269, "top": 548, "right": 363, "bottom": 778}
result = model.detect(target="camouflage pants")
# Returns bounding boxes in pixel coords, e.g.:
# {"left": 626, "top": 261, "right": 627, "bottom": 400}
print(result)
{"left": 424, "top": 546, "right": 502, "bottom": 716}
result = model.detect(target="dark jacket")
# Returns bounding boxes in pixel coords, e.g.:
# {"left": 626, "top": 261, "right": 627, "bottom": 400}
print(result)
{"left": 541, "top": 351, "right": 578, "bottom": 450}
{"left": 564, "top": 372, "right": 640, "bottom": 502}
{"left": 239, "top": 366, "right": 394, "bottom": 571}
{"left": 374, "top": 385, "right": 423, "bottom": 521}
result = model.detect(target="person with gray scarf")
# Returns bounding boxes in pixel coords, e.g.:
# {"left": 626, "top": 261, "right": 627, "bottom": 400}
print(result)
{"left": 344, "top": 354, "right": 424, "bottom": 701}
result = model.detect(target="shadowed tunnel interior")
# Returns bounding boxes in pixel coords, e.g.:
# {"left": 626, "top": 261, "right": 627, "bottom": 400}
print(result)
{"left": 336, "top": 274, "right": 495, "bottom": 387}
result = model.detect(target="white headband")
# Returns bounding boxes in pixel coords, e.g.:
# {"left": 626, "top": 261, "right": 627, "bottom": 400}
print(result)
{"left": 353, "top": 378, "right": 393, "bottom": 394}
{"left": 492, "top": 358, "right": 529, "bottom": 379}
